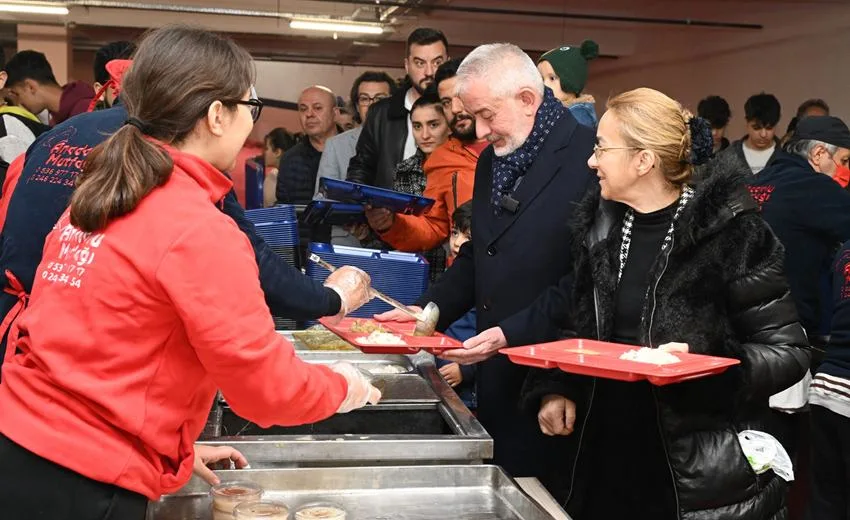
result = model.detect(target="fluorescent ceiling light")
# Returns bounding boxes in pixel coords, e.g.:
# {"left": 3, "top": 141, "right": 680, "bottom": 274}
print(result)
{"left": 0, "top": 2, "right": 69, "bottom": 15}
{"left": 290, "top": 19, "right": 383, "bottom": 35}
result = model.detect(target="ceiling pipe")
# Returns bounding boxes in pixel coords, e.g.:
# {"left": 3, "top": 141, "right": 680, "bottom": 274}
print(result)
{"left": 67, "top": 0, "right": 400, "bottom": 25}
{"left": 312, "top": 0, "right": 763, "bottom": 30}
{"left": 68, "top": 1, "right": 287, "bottom": 18}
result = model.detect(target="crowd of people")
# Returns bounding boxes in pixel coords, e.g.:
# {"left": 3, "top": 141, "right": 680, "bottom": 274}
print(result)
{"left": 0, "top": 20, "right": 847, "bottom": 520}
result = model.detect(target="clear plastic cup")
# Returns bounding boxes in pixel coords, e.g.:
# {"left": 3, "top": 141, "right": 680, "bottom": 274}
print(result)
{"left": 209, "top": 481, "right": 263, "bottom": 517}
{"left": 294, "top": 502, "right": 347, "bottom": 520}
{"left": 233, "top": 500, "right": 290, "bottom": 519}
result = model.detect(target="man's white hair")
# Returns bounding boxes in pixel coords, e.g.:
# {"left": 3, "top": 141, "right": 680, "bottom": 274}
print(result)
{"left": 455, "top": 43, "right": 544, "bottom": 99}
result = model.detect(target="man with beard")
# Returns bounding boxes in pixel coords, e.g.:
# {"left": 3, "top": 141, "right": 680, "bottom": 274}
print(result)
{"left": 347, "top": 28, "right": 448, "bottom": 188}
{"left": 376, "top": 44, "right": 596, "bottom": 501}
{"left": 367, "top": 58, "right": 484, "bottom": 251}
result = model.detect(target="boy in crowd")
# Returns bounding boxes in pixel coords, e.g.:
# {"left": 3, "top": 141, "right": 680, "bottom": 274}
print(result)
{"left": 438, "top": 202, "right": 476, "bottom": 410}
{"left": 697, "top": 95, "right": 731, "bottom": 153}
{"left": 3, "top": 50, "right": 94, "bottom": 126}
{"left": 726, "top": 92, "right": 781, "bottom": 175}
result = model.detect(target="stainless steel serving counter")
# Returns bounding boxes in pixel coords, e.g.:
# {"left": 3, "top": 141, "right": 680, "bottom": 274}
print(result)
{"left": 198, "top": 331, "right": 493, "bottom": 466}
{"left": 146, "top": 465, "right": 568, "bottom": 520}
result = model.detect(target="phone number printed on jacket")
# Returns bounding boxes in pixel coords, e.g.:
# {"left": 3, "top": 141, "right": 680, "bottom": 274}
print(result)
{"left": 40, "top": 222, "right": 106, "bottom": 289}
{"left": 28, "top": 138, "right": 93, "bottom": 188}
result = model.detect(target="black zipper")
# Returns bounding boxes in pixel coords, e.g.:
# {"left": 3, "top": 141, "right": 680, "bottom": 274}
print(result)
{"left": 648, "top": 236, "right": 682, "bottom": 520}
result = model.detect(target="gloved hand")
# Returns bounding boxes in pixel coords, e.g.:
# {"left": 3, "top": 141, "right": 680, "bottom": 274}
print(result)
{"left": 324, "top": 266, "right": 372, "bottom": 322}
{"left": 329, "top": 362, "right": 383, "bottom": 413}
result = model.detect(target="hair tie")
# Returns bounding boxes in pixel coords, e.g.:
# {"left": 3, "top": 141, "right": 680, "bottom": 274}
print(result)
{"left": 687, "top": 116, "right": 714, "bottom": 166}
{"left": 124, "top": 117, "right": 150, "bottom": 134}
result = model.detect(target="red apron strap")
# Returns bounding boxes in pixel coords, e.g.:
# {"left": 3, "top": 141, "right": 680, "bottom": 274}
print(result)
{"left": 1, "top": 270, "right": 28, "bottom": 363}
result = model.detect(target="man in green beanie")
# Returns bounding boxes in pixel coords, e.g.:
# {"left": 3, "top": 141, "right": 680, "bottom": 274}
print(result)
{"left": 537, "top": 40, "right": 599, "bottom": 128}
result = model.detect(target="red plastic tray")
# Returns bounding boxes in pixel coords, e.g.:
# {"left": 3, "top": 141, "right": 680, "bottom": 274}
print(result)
{"left": 318, "top": 317, "right": 462, "bottom": 355}
{"left": 502, "top": 339, "right": 740, "bottom": 386}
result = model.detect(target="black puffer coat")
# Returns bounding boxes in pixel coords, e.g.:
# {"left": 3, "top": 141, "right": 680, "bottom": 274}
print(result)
{"left": 522, "top": 155, "right": 810, "bottom": 520}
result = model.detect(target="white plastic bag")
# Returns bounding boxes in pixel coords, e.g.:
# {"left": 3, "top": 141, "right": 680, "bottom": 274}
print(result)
{"left": 738, "top": 430, "right": 794, "bottom": 482}
{"left": 769, "top": 370, "right": 811, "bottom": 413}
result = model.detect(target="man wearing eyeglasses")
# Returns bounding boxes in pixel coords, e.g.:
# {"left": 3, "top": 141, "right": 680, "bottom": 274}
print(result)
{"left": 347, "top": 27, "right": 448, "bottom": 189}
{"left": 314, "top": 71, "right": 395, "bottom": 245}
{"left": 314, "top": 72, "right": 394, "bottom": 195}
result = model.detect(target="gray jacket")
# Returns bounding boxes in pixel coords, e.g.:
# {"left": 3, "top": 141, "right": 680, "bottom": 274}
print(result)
{"left": 314, "top": 127, "right": 362, "bottom": 196}
{"left": 314, "top": 127, "right": 363, "bottom": 246}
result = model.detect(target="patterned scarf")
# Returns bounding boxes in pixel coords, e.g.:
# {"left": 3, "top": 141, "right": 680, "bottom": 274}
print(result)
{"left": 491, "top": 87, "right": 568, "bottom": 215}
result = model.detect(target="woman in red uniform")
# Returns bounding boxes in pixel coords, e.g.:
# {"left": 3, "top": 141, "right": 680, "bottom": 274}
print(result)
{"left": 0, "top": 25, "right": 379, "bottom": 520}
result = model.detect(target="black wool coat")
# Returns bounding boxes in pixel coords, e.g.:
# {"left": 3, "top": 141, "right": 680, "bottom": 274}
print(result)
{"left": 419, "top": 109, "right": 597, "bottom": 500}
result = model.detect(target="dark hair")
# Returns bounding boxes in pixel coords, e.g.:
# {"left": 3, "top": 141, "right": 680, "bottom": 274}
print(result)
{"left": 434, "top": 57, "right": 463, "bottom": 90}
{"left": 0, "top": 47, "right": 5, "bottom": 70}
{"left": 265, "top": 128, "right": 296, "bottom": 152}
{"left": 744, "top": 92, "right": 781, "bottom": 127}
{"left": 410, "top": 90, "right": 442, "bottom": 116}
{"left": 349, "top": 70, "right": 395, "bottom": 123}
{"left": 4, "top": 50, "right": 58, "bottom": 87}
{"left": 697, "top": 95, "right": 731, "bottom": 129}
{"left": 70, "top": 26, "right": 254, "bottom": 232}
{"left": 406, "top": 27, "right": 448, "bottom": 56}
{"left": 452, "top": 201, "right": 472, "bottom": 235}
{"left": 93, "top": 41, "right": 136, "bottom": 85}
{"left": 797, "top": 98, "right": 830, "bottom": 118}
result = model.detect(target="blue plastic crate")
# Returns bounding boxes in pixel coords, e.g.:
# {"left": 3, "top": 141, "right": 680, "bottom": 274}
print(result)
{"left": 253, "top": 221, "right": 300, "bottom": 247}
{"left": 245, "top": 205, "right": 298, "bottom": 225}
{"left": 306, "top": 243, "right": 429, "bottom": 319}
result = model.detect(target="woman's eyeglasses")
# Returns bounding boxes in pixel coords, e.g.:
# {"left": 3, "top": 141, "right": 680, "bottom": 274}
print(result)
{"left": 593, "top": 144, "right": 641, "bottom": 159}
{"left": 227, "top": 86, "right": 264, "bottom": 123}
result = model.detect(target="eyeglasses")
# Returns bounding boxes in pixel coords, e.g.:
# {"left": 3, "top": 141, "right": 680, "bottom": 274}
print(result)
{"left": 227, "top": 86, "right": 264, "bottom": 123}
{"left": 357, "top": 93, "right": 389, "bottom": 106}
{"left": 593, "top": 144, "right": 641, "bottom": 159}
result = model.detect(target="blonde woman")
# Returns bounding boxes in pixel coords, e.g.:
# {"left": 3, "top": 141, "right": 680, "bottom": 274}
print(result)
{"left": 521, "top": 88, "right": 809, "bottom": 519}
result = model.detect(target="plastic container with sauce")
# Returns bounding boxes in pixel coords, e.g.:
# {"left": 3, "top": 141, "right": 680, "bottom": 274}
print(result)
{"left": 233, "top": 500, "right": 290, "bottom": 519}
{"left": 294, "top": 502, "right": 347, "bottom": 520}
{"left": 209, "top": 481, "right": 264, "bottom": 519}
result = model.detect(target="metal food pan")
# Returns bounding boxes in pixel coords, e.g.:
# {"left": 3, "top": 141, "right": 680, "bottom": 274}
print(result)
{"left": 146, "top": 465, "right": 564, "bottom": 520}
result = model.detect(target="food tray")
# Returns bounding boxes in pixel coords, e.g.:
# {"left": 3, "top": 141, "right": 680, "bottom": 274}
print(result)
{"left": 502, "top": 339, "right": 740, "bottom": 386}
{"left": 318, "top": 177, "right": 435, "bottom": 215}
{"left": 318, "top": 317, "right": 462, "bottom": 355}
{"left": 146, "top": 465, "right": 566, "bottom": 520}
{"left": 302, "top": 200, "right": 366, "bottom": 227}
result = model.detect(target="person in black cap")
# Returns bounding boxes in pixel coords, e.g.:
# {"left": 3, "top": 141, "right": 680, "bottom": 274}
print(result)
{"left": 749, "top": 115, "right": 850, "bottom": 348}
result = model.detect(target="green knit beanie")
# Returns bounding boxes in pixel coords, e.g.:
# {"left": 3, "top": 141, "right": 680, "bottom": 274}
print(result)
{"left": 538, "top": 40, "right": 599, "bottom": 95}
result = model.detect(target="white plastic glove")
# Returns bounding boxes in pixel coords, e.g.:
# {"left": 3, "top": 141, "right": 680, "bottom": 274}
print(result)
{"left": 324, "top": 266, "right": 372, "bottom": 323}
{"left": 329, "top": 361, "right": 383, "bottom": 413}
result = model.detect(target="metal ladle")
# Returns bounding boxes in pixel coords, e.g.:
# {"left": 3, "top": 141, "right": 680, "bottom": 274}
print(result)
{"left": 309, "top": 254, "right": 440, "bottom": 336}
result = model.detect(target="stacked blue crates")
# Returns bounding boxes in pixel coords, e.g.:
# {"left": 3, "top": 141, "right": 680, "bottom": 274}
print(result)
{"left": 306, "top": 243, "right": 430, "bottom": 322}
{"left": 245, "top": 205, "right": 300, "bottom": 330}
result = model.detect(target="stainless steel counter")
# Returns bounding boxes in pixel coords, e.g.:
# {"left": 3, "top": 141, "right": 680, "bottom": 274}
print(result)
{"left": 146, "top": 465, "right": 568, "bottom": 520}
{"left": 198, "top": 332, "right": 493, "bottom": 466}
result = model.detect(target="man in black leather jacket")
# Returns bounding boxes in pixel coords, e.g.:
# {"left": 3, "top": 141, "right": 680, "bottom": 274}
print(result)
{"left": 346, "top": 27, "right": 448, "bottom": 189}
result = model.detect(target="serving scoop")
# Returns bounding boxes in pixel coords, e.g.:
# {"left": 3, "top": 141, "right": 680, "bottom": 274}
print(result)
{"left": 309, "top": 253, "right": 440, "bottom": 336}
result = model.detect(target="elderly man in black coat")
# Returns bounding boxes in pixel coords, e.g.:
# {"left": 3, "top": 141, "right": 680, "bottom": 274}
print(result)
{"left": 377, "top": 43, "right": 596, "bottom": 500}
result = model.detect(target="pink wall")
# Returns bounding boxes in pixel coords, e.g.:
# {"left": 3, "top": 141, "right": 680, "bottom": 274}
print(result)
{"left": 582, "top": 2, "right": 850, "bottom": 136}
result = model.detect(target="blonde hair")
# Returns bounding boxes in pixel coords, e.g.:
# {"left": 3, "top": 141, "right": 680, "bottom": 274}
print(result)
{"left": 606, "top": 87, "right": 694, "bottom": 186}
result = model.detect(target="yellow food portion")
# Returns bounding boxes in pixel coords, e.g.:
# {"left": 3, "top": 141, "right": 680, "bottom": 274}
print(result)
{"left": 350, "top": 319, "right": 387, "bottom": 334}
{"left": 292, "top": 330, "right": 357, "bottom": 351}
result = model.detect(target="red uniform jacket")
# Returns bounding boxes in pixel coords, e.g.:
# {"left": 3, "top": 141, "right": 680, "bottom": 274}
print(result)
{"left": 0, "top": 146, "right": 347, "bottom": 500}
